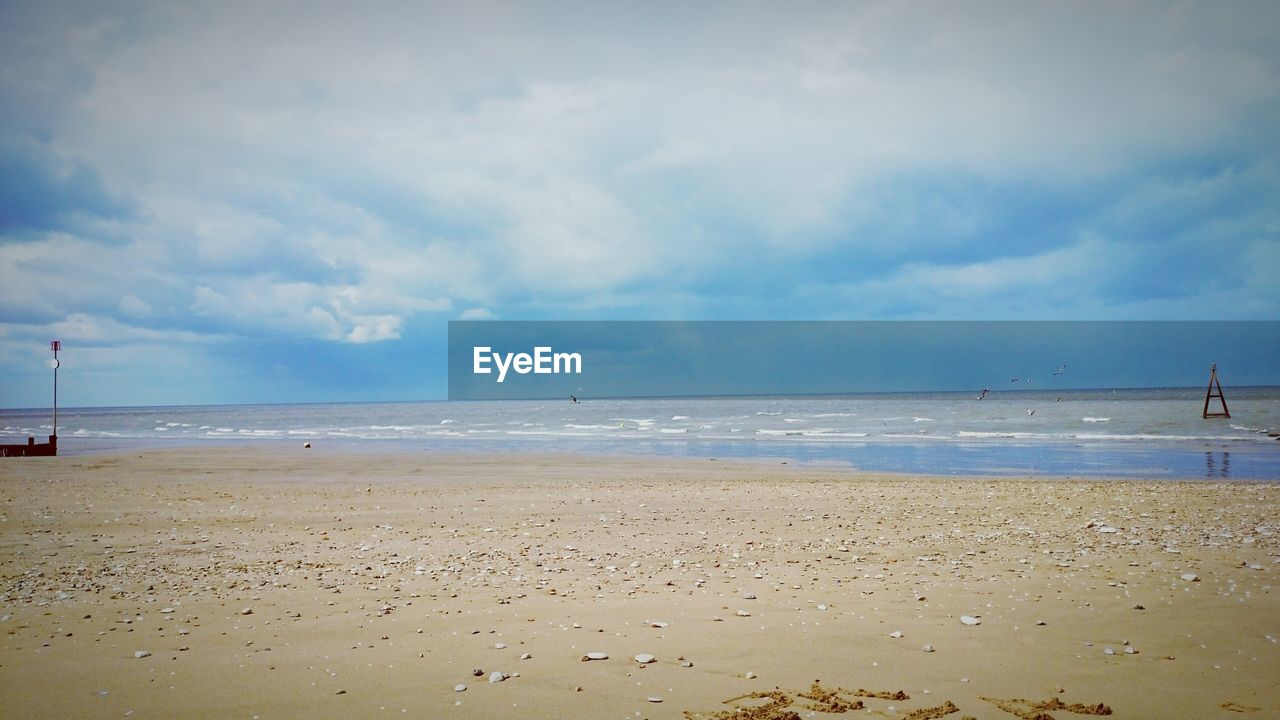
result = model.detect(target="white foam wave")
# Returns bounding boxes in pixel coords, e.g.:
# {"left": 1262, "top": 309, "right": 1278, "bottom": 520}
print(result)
{"left": 1082, "top": 417, "right": 1111, "bottom": 423}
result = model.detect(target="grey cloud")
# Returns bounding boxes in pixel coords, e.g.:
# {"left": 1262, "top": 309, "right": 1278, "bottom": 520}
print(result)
{"left": 0, "top": 135, "right": 138, "bottom": 236}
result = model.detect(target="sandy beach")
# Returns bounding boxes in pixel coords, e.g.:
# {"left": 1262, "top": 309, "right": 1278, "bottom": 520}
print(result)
{"left": 1, "top": 448, "right": 1276, "bottom": 719}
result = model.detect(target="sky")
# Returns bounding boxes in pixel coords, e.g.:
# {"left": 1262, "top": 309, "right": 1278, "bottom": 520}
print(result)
{"left": 2, "top": 1, "right": 1278, "bottom": 407}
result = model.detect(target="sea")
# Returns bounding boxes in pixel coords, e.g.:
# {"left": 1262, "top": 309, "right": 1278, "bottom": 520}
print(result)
{"left": 3, "top": 387, "right": 1278, "bottom": 480}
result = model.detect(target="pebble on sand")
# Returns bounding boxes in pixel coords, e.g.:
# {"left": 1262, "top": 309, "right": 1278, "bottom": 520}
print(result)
{"left": 960, "top": 615, "right": 981, "bottom": 626}
{"left": 1181, "top": 573, "right": 1200, "bottom": 582}
{"left": 454, "top": 684, "right": 466, "bottom": 692}
{"left": 648, "top": 697, "right": 663, "bottom": 703}
{"left": 889, "top": 630, "right": 903, "bottom": 638}
{"left": 745, "top": 671, "right": 757, "bottom": 679}
{"left": 634, "top": 653, "right": 656, "bottom": 664}
{"left": 240, "top": 607, "right": 253, "bottom": 616}
{"left": 581, "top": 652, "right": 609, "bottom": 661}
{"left": 488, "top": 671, "right": 507, "bottom": 683}
{"left": 133, "top": 651, "right": 150, "bottom": 658}
{"left": 736, "top": 610, "right": 751, "bottom": 617}
{"left": 921, "top": 644, "right": 935, "bottom": 652}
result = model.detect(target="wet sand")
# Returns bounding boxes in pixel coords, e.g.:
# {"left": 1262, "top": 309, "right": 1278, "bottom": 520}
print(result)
{"left": 1, "top": 448, "right": 1277, "bottom": 719}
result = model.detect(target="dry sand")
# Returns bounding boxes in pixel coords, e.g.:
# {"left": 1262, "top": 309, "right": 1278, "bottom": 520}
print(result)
{"left": 1, "top": 448, "right": 1277, "bottom": 719}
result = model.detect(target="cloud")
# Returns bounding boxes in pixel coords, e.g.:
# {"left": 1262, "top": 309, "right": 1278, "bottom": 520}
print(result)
{"left": 1, "top": 1, "right": 1277, "bottom": 405}
{"left": 459, "top": 308, "right": 496, "bottom": 320}
{"left": 0, "top": 136, "right": 137, "bottom": 235}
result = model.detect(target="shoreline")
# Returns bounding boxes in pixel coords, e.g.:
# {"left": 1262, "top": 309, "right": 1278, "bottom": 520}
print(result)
{"left": 19, "top": 435, "right": 1280, "bottom": 482}
{"left": 2, "top": 448, "right": 1277, "bottom": 718}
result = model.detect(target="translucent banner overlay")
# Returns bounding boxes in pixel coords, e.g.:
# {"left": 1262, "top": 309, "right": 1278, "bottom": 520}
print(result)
{"left": 447, "top": 321, "right": 1280, "bottom": 401}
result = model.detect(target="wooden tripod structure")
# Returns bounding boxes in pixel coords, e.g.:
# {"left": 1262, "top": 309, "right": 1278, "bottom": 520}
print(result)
{"left": 1202, "top": 363, "right": 1230, "bottom": 419}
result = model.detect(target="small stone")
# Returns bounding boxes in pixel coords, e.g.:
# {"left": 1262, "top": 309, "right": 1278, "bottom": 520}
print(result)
{"left": 648, "top": 697, "right": 663, "bottom": 703}
{"left": 889, "top": 630, "right": 903, "bottom": 639}
{"left": 1103, "top": 647, "right": 1115, "bottom": 655}
{"left": 520, "top": 653, "right": 531, "bottom": 660}
{"left": 581, "top": 652, "right": 608, "bottom": 661}
{"left": 736, "top": 610, "right": 751, "bottom": 617}
{"left": 634, "top": 653, "right": 656, "bottom": 664}
{"left": 743, "top": 593, "right": 756, "bottom": 600}
{"left": 160, "top": 608, "right": 175, "bottom": 614}
{"left": 240, "top": 608, "right": 253, "bottom": 616}
{"left": 1124, "top": 647, "right": 1138, "bottom": 655}
{"left": 649, "top": 621, "right": 669, "bottom": 628}
{"left": 921, "top": 644, "right": 935, "bottom": 652}
{"left": 745, "top": 671, "right": 757, "bottom": 679}
{"left": 681, "top": 660, "right": 693, "bottom": 668}
{"left": 960, "top": 616, "right": 981, "bottom": 626}
{"left": 1035, "top": 620, "right": 1047, "bottom": 626}
{"left": 472, "top": 668, "right": 484, "bottom": 677}
{"left": 817, "top": 604, "right": 827, "bottom": 611}
{"left": 494, "top": 642, "right": 506, "bottom": 649}
{"left": 454, "top": 684, "right": 466, "bottom": 692}
{"left": 1180, "top": 573, "right": 1200, "bottom": 582}
{"left": 1133, "top": 604, "right": 1145, "bottom": 610}
{"left": 488, "top": 671, "right": 506, "bottom": 683}
{"left": 133, "top": 650, "right": 150, "bottom": 658}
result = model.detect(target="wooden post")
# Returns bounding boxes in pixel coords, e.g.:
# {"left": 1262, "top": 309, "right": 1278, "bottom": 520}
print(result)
{"left": 1202, "top": 363, "right": 1230, "bottom": 418}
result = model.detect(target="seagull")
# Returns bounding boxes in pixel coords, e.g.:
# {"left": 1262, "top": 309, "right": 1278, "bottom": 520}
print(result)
{"left": 977, "top": 388, "right": 989, "bottom": 400}
{"left": 1027, "top": 409, "right": 1035, "bottom": 416}
{"left": 1011, "top": 377, "right": 1020, "bottom": 383}
{"left": 1053, "top": 364, "right": 1067, "bottom": 376}
{"left": 569, "top": 395, "right": 579, "bottom": 404}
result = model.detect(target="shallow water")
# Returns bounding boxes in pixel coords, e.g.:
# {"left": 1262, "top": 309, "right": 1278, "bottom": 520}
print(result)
{"left": 4, "top": 387, "right": 1277, "bottom": 479}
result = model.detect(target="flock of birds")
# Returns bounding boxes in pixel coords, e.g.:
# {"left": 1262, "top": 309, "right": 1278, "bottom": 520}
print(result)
{"left": 977, "top": 364, "right": 1069, "bottom": 415}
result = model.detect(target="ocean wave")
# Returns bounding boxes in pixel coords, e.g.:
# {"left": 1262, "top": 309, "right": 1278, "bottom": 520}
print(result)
{"left": 801, "top": 431, "right": 869, "bottom": 438}
{"left": 957, "top": 431, "right": 1042, "bottom": 439}
{"left": 1072, "top": 432, "right": 1268, "bottom": 442}
{"left": 1082, "top": 417, "right": 1111, "bottom": 422}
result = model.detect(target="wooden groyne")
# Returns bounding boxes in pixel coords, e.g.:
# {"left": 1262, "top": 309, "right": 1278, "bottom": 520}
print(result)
{"left": 0, "top": 435, "right": 57, "bottom": 458}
